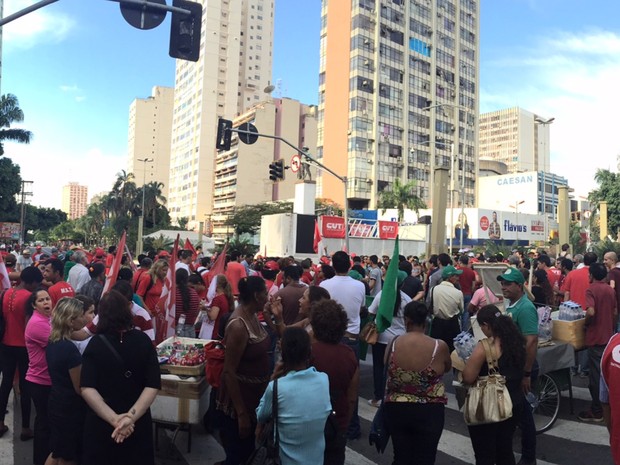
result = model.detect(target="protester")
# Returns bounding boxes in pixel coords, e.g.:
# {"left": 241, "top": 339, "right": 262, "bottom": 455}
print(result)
{"left": 77, "top": 263, "right": 106, "bottom": 310}
{"left": 175, "top": 268, "right": 201, "bottom": 337}
{"left": 384, "top": 301, "right": 451, "bottom": 465}
{"left": 256, "top": 327, "right": 331, "bottom": 465}
{"left": 43, "top": 258, "right": 75, "bottom": 307}
{"left": 463, "top": 305, "right": 526, "bottom": 465}
{"left": 429, "top": 265, "right": 464, "bottom": 353}
{"left": 25, "top": 287, "right": 54, "bottom": 464}
{"left": 217, "top": 276, "right": 271, "bottom": 464}
{"left": 67, "top": 251, "right": 90, "bottom": 293}
{"left": 46, "top": 297, "right": 87, "bottom": 465}
{"left": 274, "top": 265, "right": 307, "bottom": 325}
{"left": 225, "top": 251, "right": 248, "bottom": 297}
{"left": 16, "top": 248, "right": 33, "bottom": 272}
{"left": 531, "top": 269, "right": 554, "bottom": 307}
{"left": 308, "top": 299, "right": 358, "bottom": 465}
{"left": 80, "top": 290, "right": 160, "bottom": 465}
{"left": 204, "top": 274, "right": 234, "bottom": 340}
{"left": 0, "top": 266, "right": 43, "bottom": 439}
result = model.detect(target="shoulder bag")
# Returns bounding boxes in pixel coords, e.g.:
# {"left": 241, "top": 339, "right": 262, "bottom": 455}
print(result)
{"left": 204, "top": 340, "right": 225, "bottom": 388}
{"left": 246, "top": 379, "right": 281, "bottom": 465}
{"left": 463, "top": 338, "right": 513, "bottom": 425}
{"left": 369, "top": 336, "right": 398, "bottom": 453}
{"left": 359, "top": 321, "right": 378, "bottom": 345}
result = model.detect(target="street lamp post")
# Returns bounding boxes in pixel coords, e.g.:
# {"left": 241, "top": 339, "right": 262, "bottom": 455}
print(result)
{"left": 509, "top": 200, "right": 525, "bottom": 245}
{"left": 136, "top": 157, "right": 154, "bottom": 256}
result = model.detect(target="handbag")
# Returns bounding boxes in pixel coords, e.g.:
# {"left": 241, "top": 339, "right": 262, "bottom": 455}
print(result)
{"left": 204, "top": 340, "right": 225, "bottom": 388}
{"left": 360, "top": 321, "right": 379, "bottom": 345}
{"left": 246, "top": 379, "right": 281, "bottom": 465}
{"left": 463, "top": 338, "right": 513, "bottom": 426}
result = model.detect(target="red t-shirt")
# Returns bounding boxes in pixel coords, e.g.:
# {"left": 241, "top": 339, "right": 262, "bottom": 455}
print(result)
{"left": 301, "top": 271, "right": 313, "bottom": 286}
{"left": 210, "top": 293, "right": 231, "bottom": 337}
{"left": 601, "top": 334, "right": 620, "bottom": 465}
{"left": 225, "top": 261, "right": 247, "bottom": 295}
{"left": 175, "top": 286, "right": 201, "bottom": 325}
{"left": 546, "top": 268, "right": 562, "bottom": 288}
{"left": 132, "top": 268, "right": 148, "bottom": 292}
{"left": 136, "top": 273, "right": 163, "bottom": 313}
{"left": 561, "top": 267, "right": 590, "bottom": 309}
{"left": 457, "top": 266, "right": 476, "bottom": 296}
{"left": 2, "top": 288, "right": 31, "bottom": 347}
{"left": 47, "top": 281, "right": 75, "bottom": 308}
{"left": 584, "top": 281, "right": 617, "bottom": 346}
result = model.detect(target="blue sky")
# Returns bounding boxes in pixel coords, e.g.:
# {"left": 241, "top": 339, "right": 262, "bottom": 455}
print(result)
{"left": 3, "top": 0, "right": 620, "bottom": 209}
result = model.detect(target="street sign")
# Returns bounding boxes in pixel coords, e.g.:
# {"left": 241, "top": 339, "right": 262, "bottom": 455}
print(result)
{"left": 238, "top": 122, "right": 259, "bottom": 145}
{"left": 120, "top": 0, "right": 166, "bottom": 30}
{"left": 290, "top": 154, "right": 301, "bottom": 173}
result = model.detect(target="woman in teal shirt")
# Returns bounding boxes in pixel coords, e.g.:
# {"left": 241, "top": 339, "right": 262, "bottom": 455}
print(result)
{"left": 256, "top": 327, "right": 331, "bottom": 465}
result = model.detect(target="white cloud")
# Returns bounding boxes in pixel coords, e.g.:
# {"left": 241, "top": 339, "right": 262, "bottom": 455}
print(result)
{"left": 60, "top": 84, "right": 81, "bottom": 93}
{"left": 6, "top": 142, "right": 125, "bottom": 210}
{"left": 3, "top": 0, "right": 76, "bottom": 51}
{"left": 481, "top": 29, "right": 620, "bottom": 198}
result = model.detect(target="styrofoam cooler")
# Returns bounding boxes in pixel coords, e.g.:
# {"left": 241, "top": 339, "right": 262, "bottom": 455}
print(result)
{"left": 151, "top": 375, "right": 211, "bottom": 424}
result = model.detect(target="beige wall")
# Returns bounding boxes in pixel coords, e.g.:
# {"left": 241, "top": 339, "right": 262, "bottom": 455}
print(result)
{"left": 61, "top": 183, "right": 88, "bottom": 220}
{"left": 127, "top": 86, "right": 173, "bottom": 199}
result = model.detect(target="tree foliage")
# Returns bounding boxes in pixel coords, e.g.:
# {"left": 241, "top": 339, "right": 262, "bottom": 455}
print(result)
{"left": 589, "top": 168, "right": 620, "bottom": 238}
{"left": 0, "top": 157, "right": 21, "bottom": 221}
{"left": 377, "top": 178, "right": 426, "bottom": 222}
{"left": 226, "top": 201, "right": 293, "bottom": 237}
{"left": 0, "top": 94, "right": 33, "bottom": 156}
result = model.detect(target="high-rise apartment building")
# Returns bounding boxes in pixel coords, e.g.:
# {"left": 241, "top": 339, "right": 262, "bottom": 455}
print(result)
{"left": 317, "top": 0, "right": 479, "bottom": 210}
{"left": 167, "top": 0, "right": 274, "bottom": 228}
{"left": 127, "top": 86, "right": 174, "bottom": 199}
{"left": 61, "top": 182, "right": 88, "bottom": 220}
{"left": 212, "top": 98, "right": 317, "bottom": 238}
{"left": 478, "top": 107, "right": 551, "bottom": 174}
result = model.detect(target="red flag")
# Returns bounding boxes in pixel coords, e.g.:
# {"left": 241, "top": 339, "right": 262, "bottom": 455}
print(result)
{"left": 101, "top": 232, "right": 126, "bottom": 295}
{"left": 184, "top": 238, "right": 197, "bottom": 261}
{"left": 313, "top": 219, "right": 322, "bottom": 253}
{"left": 206, "top": 243, "right": 228, "bottom": 304}
{"left": 154, "top": 234, "right": 179, "bottom": 344}
{"left": 0, "top": 261, "right": 10, "bottom": 291}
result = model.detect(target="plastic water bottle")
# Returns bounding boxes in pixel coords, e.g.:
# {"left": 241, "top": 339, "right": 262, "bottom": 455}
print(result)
{"left": 525, "top": 391, "right": 538, "bottom": 410}
{"left": 177, "top": 314, "right": 186, "bottom": 336}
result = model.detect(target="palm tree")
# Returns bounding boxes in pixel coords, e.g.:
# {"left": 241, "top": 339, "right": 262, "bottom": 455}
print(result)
{"left": 0, "top": 94, "right": 33, "bottom": 156}
{"left": 377, "top": 178, "right": 426, "bottom": 222}
{"left": 142, "top": 181, "right": 167, "bottom": 227}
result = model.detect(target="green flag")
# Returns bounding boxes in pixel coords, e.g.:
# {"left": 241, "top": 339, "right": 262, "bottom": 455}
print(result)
{"left": 376, "top": 236, "right": 399, "bottom": 333}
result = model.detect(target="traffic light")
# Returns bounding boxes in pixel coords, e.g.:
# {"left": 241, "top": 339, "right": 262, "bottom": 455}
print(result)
{"left": 169, "top": 0, "right": 202, "bottom": 62}
{"left": 216, "top": 118, "right": 233, "bottom": 151}
{"left": 269, "top": 159, "right": 285, "bottom": 182}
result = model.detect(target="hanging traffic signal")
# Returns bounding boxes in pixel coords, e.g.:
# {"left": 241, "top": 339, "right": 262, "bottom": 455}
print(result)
{"left": 169, "top": 0, "right": 202, "bottom": 62}
{"left": 216, "top": 118, "right": 233, "bottom": 151}
{"left": 269, "top": 159, "right": 285, "bottom": 182}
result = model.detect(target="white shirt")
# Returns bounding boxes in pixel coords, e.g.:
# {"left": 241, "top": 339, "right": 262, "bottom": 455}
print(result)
{"left": 368, "top": 290, "right": 410, "bottom": 344}
{"left": 175, "top": 262, "right": 191, "bottom": 274}
{"left": 320, "top": 275, "right": 365, "bottom": 335}
{"left": 67, "top": 263, "right": 90, "bottom": 292}
{"left": 431, "top": 281, "right": 464, "bottom": 320}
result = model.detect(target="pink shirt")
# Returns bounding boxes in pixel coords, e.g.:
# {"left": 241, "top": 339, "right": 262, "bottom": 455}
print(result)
{"left": 25, "top": 311, "right": 52, "bottom": 385}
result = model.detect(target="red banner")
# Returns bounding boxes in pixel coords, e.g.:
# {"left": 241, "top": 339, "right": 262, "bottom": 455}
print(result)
{"left": 321, "top": 216, "right": 346, "bottom": 238}
{"left": 378, "top": 221, "right": 399, "bottom": 240}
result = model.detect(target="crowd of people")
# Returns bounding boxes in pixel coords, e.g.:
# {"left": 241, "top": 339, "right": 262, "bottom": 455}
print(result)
{"left": 1, "top": 241, "right": 620, "bottom": 465}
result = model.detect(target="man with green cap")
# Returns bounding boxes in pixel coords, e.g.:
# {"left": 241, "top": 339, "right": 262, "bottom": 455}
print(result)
{"left": 429, "top": 265, "right": 464, "bottom": 352}
{"left": 497, "top": 266, "right": 539, "bottom": 465}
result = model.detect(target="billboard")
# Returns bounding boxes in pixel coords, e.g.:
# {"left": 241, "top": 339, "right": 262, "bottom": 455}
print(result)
{"left": 478, "top": 171, "right": 539, "bottom": 215}
{"left": 0, "top": 223, "right": 20, "bottom": 240}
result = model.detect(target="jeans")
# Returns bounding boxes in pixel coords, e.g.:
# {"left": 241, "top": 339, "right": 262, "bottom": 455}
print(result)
{"left": 28, "top": 381, "right": 51, "bottom": 465}
{"left": 371, "top": 343, "right": 387, "bottom": 401}
{"left": 0, "top": 344, "right": 31, "bottom": 428}
{"left": 219, "top": 413, "right": 256, "bottom": 465}
{"left": 385, "top": 402, "right": 444, "bottom": 465}
{"left": 341, "top": 336, "right": 361, "bottom": 440}
{"left": 520, "top": 360, "right": 538, "bottom": 461}
{"left": 469, "top": 417, "right": 517, "bottom": 465}
{"left": 587, "top": 345, "right": 606, "bottom": 416}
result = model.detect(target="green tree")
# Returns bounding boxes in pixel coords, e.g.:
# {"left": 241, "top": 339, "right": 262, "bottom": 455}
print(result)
{"left": 0, "top": 94, "right": 33, "bottom": 156}
{"left": 589, "top": 168, "right": 620, "bottom": 237}
{"left": 225, "top": 201, "right": 293, "bottom": 238}
{"left": 315, "top": 198, "right": 343, "bottom": 216}
{"left": 0, "top": 157, "right": 21, "bottom": 221}
{"left": 377, "top": 178, "right": 426, "bottom": 222}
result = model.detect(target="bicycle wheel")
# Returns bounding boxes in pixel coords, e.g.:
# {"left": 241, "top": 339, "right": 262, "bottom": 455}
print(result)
{"left": 532, "top": 373, "right": 560, "bottom": 434}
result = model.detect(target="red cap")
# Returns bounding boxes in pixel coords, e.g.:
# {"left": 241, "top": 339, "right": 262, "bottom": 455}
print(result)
{"left": 95, "top": 247, "right": 104, "bottom": 257}
{"left": 264, "top": 260, "right": 279, "bottom": 271}
{"left": 158, "top": 250, "right": 170, "bottom": 258}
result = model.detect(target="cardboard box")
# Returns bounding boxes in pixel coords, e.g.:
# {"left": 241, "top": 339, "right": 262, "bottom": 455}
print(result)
{"left": 552, "top": 318, "right": 585, "bottom": 350}
{"left": 159, "top": 375, "right": 207, "bottom": 400}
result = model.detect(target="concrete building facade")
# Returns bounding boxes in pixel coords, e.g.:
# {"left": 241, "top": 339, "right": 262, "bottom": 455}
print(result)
{"left": 61, "top": 182, "right": 88, "bottom": 220}
{"left": 127, "top": 86, "right": 174, "bottom": 199}
{"left": 167, "top": 0, "right": 274, "bottom": 229}
{"left": 212, "top": 98, "right": 317, "bottom": 239}
{"left": 316, "top": 0, "right": 480, "bottom": 210}
{"left": 478, "top": 106, "right": 551, "bottom": 174}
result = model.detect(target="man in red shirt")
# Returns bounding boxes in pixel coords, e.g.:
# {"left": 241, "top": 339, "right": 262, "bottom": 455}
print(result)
{"left": 43, "top": 258, "right": 75, "bottom": 307}
{"left": 561, "top": 252, "right": 598, "bottom": 309}
{"left": 457, "top": 255, "right": 476, "bottom": 330}
{"left": 225, "top": 251, "right": 247, "bottom": 297}
{"left": 537, "top": 254, "right": 561, "bottom": 289}
{"left": 579, "top": 263, "right": 617, "bottom": 422}
{"left": 600, "top": 332, "right": 620, "bottom": 465}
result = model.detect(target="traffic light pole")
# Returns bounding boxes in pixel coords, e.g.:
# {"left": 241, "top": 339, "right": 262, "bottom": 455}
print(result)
{"left": 230, "top": 127, "right": 350, "bottom": 253}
